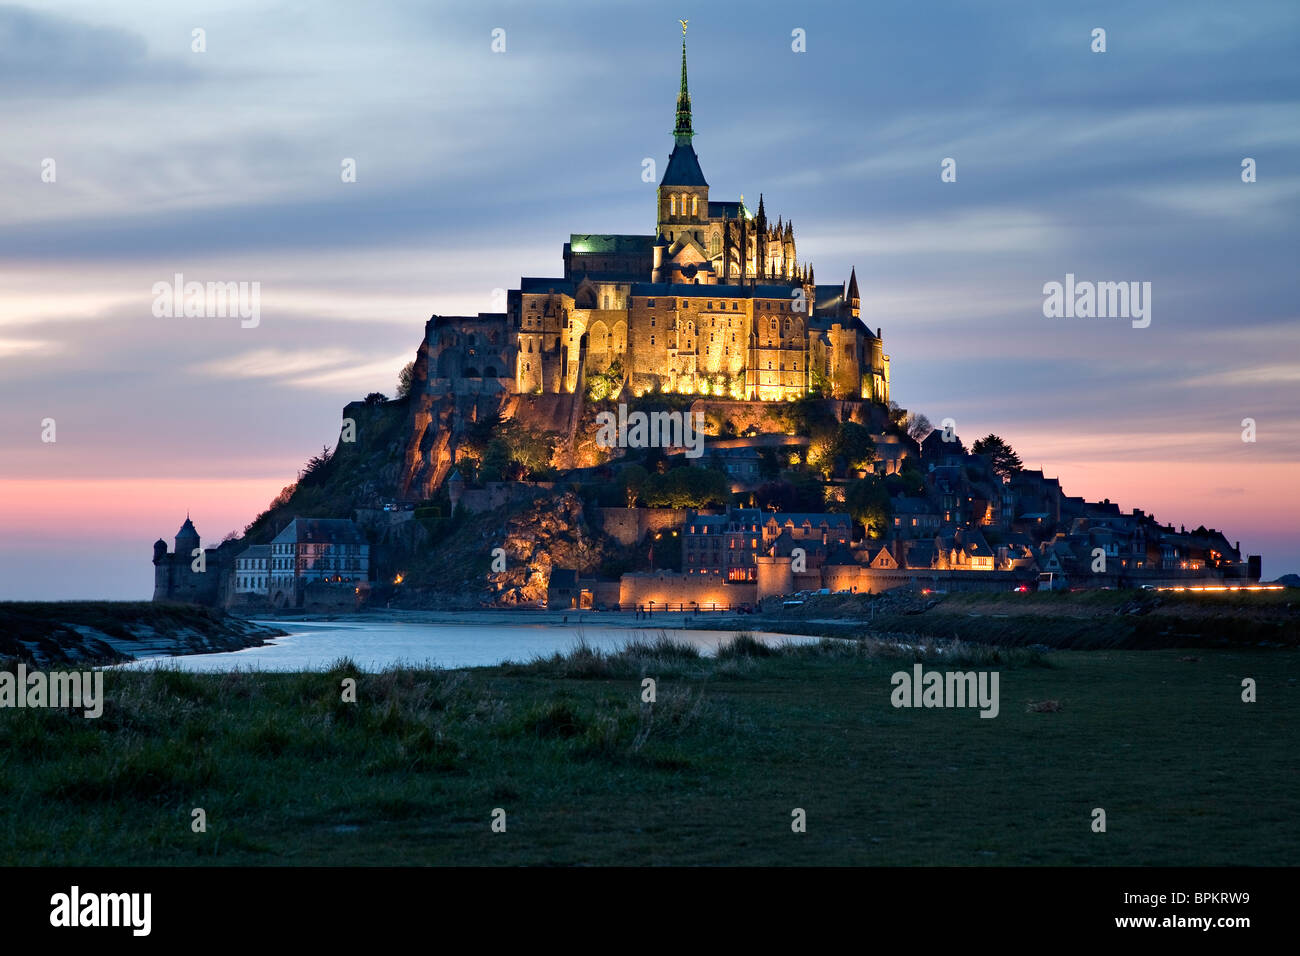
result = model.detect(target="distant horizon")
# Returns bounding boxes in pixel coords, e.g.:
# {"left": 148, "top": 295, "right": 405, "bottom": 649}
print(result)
{"left": 3, "top": 0, "right": 1297, "bottom": 599}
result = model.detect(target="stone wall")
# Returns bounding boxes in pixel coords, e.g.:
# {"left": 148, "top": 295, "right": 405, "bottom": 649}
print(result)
{"left": 458, "top": 482, "right": 558, "bottom": 515}
{"left": 597, "top": 507, "right": 690, "bottom": 546}
{"left": 619, "top": 571, "right": 756, "bottom": 610}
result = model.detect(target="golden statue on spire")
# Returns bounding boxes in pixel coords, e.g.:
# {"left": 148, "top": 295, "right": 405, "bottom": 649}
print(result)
{"left": 679, "top": 19, "right": 688, "bottom": 37}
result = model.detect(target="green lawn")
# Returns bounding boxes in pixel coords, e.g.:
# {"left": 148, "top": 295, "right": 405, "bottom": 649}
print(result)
{"left": 1, "top": 637, "right": 1295, "bottom": 865}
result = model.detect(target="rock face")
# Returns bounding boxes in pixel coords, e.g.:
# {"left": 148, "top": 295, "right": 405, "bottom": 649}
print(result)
{"left": 384, "top": 492, "right": 617, "bottom": 609}
{"left": 394, "top": 329, "right": 584, "bottom": 502}
{"left": 487, "top": 493, "right": 603, "bottom": 605}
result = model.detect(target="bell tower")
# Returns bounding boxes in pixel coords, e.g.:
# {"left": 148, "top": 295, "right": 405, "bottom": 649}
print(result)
{"left": 656, "top": 21, "right": 708, "bottom": 249}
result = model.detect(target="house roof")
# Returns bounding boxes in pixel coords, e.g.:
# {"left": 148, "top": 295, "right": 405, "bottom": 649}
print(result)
{"left": 271, "top": 518, "right": 366, "bottom": 546}
{"left": 568, "top": 234, "right": 654, "bottom": 255}
{"left": 708, "top": 200, "right": 745, "bottom": 218}
{"left": 903, "top": 540, "right": 936, "bottom": 569}
{"left": 892, "top": 496, "right": 937, "bottom": 515}
{"left": 765, "top": 512, "right": 852, "bottom": 530}
{"left": 518, "top": 277, "right": 575, "bottom": 295}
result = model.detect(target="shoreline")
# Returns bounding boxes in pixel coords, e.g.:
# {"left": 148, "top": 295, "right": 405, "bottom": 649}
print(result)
{"left": 246, "top": 606, "right": 766, "bottom": 632}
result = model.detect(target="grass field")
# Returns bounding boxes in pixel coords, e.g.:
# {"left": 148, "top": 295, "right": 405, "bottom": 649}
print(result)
{"left": 2, "top": 633, "right": 1295, "bottom": 866}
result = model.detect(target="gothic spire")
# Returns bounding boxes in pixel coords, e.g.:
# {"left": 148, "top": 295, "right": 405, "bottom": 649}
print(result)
{"left": 673, "top": 24, "right": 694, "bottom": 146}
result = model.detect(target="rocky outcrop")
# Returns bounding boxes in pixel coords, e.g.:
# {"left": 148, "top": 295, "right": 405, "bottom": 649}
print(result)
{"left": 0, "top": 603, "right": 285, "bottom": 667}
{"left": 385, "top": 492, "right": 619, "bottom": 608}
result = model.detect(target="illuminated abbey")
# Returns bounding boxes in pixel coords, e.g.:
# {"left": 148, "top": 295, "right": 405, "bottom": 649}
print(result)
{"left": 425, "top": 27, "right": 890, "bottom": 405}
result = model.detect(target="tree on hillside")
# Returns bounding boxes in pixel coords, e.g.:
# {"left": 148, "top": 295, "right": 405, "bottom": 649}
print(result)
{"left": 904, "top": 412, "right": 933, "bottom": 441}
{"left": 808, "top": 364, "right": 831, "bottom": 399}
{"left": 298, "top": 444, "right": 335, "bottom": 485}
{"left": 756, "top": 446, "right": 782, "bottom": 481}
{"left": 397, "top": 361, "right": 415, "bottom": 399}
{"left": 586, "top": 359, "right": 624, "bottom": 402}
{"left": 641, "top": 466, "right": 730, "bottom": 508}
{"left": 831, "top": 421, "right": 876, "bottom": 472}
{"left": 621, "top": 464, "right": 649, "bottom": 508}
{"left": 846, "top": 476, "right": 892, "bottom": 540}
{"left": 887, "top": 400, "right": 907, "bottom": 428}
{"left": 972, "top": 434, "right": 1024, "bottom": 479}
{"left": 885, "top": 460, "right": 926, "bottom": 497}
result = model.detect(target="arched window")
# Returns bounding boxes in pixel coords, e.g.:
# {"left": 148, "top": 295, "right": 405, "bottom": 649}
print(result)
{"left": 711, "top": 234, "right": 721, "bottom": 256}
{"left": 691, "top": 195, "right": 698, "bottom": 216}
{"left": 670, "top": 195, "right": 677, "bottom": 215}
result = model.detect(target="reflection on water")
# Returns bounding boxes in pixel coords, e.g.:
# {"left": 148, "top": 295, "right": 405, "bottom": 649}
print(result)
{"left": 115, "top": 621, "right": 815, "bottom": 672}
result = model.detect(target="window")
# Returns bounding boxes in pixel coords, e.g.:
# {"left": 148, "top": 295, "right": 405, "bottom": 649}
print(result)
{"left": 650, "top": 335, "right": 655, "bottom": 345}
{"left": 647, "top": 299, "right": 655, "bottom": 307}
{"left": 691, "top": 195, "right": 698, "bottom": 216}
{"left": 670, "top": 195, "right": 677, "bottom": 215}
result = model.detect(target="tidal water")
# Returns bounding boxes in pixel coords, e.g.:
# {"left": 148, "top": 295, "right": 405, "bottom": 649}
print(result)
{"left": 116, "top": 621, "right": 814, "bottom": 672}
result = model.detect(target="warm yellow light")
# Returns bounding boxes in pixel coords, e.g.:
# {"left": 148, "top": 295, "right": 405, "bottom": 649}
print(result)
{"left": 394, "top": 573, "right": 404, "bottom": 585}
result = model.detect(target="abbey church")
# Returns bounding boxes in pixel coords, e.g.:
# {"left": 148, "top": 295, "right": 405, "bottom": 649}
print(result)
{"left": 425, "top": 28, "right": 890, "bottom": 405}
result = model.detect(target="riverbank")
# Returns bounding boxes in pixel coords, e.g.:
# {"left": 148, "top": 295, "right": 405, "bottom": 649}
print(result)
{"left": 3, "top": 635, "right": 1295, "bottom": 866}
{"left": 245, "top": 587, "right": 1300, "bottom": 651}
{"left": 0, "top": 602, "right": 285, "bottom": 666}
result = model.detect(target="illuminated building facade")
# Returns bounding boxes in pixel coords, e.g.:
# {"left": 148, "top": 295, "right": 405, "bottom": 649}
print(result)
{"left": 424, "top": 28, "right": 890, "bottom": 405}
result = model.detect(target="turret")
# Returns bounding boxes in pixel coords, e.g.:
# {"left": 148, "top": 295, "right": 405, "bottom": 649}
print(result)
{"left": 175, "top": 516, "right": 199, "bottom": 556}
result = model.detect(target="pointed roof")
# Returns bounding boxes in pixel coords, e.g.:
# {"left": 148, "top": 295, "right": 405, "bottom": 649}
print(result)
{"left": 847, "top": 267, "right": 860, "bottom": 300}
{"left": 661, "top": 143, "right": 708, "bottom": 186}
{"left": 176, "top": 516, "right": 198, "bottom": 539}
